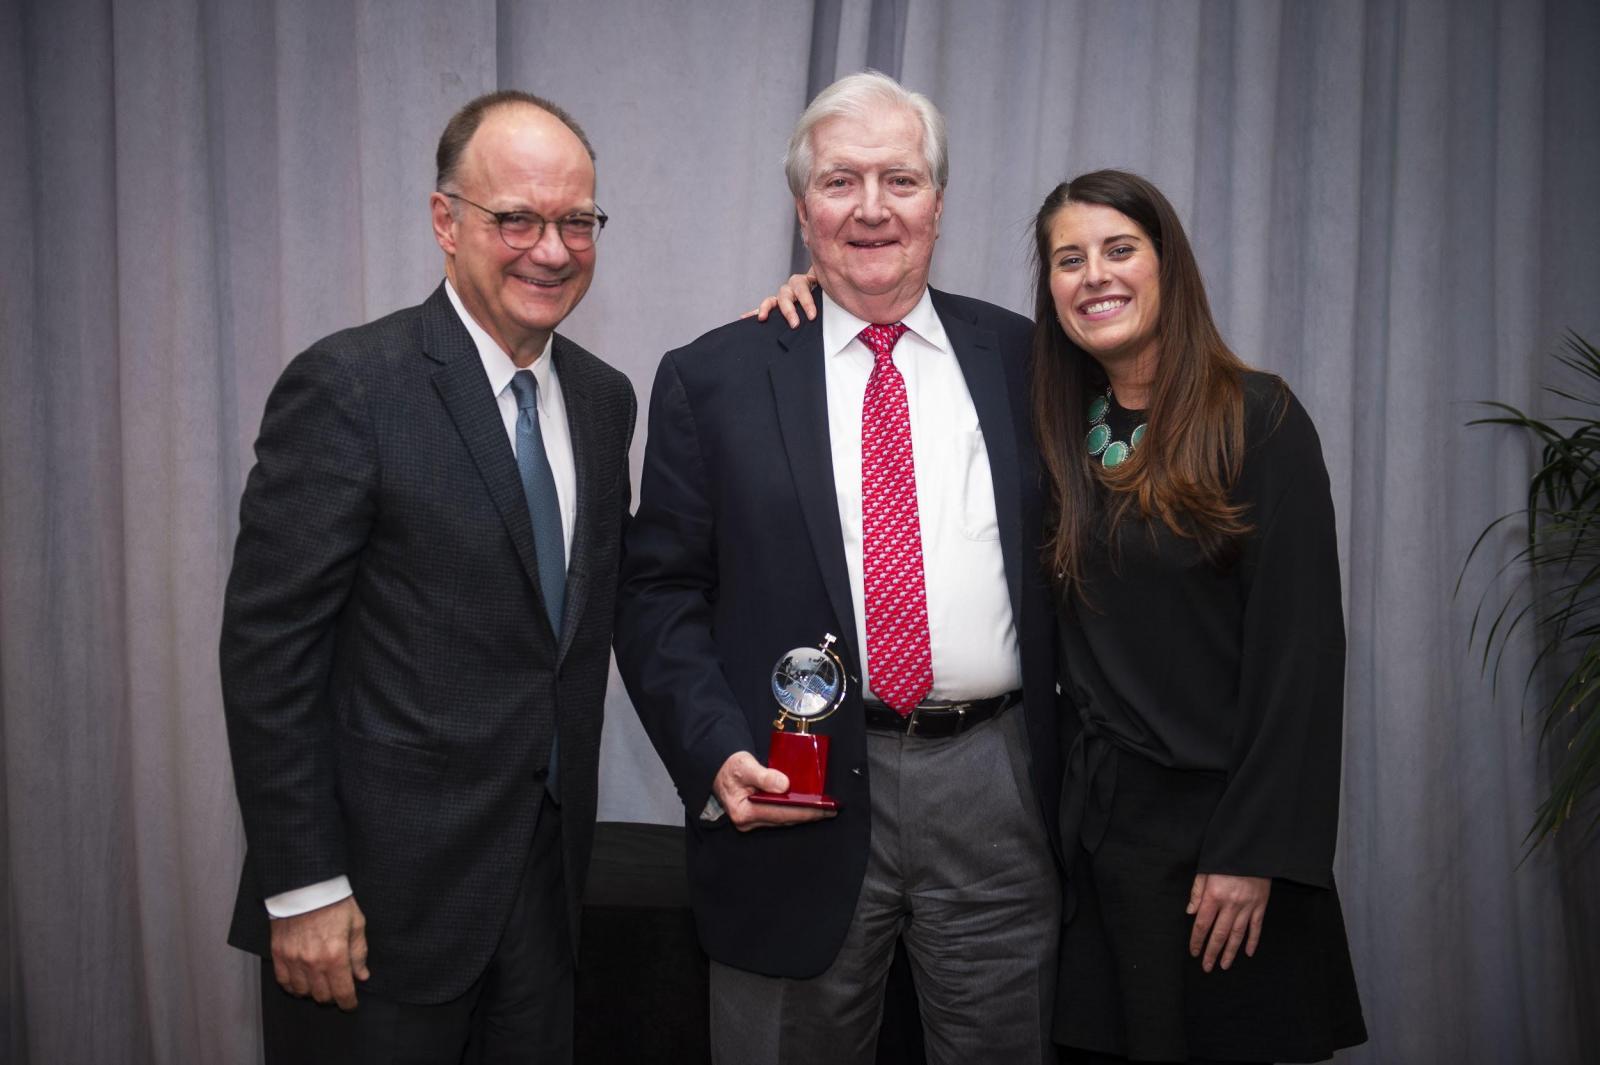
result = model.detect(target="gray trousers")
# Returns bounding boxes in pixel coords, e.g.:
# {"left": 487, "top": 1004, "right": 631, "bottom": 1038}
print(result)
{"left": 710, "top": 706, "right": 1060, "bottom": 1065}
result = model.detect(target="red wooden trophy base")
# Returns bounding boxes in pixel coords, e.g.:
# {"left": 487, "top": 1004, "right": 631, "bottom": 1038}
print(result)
{"left": 749, "top": 730, "right": 839, "bottom": 811}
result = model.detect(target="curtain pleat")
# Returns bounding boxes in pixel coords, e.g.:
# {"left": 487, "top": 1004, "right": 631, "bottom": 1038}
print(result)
{"left": 2, "top": 1, "right": 1595, "bottom": 1061}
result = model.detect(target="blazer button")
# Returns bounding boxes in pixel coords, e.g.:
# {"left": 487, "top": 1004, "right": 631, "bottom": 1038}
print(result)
{"left": 851, "top": 767, "right": 863, "bottom": 776}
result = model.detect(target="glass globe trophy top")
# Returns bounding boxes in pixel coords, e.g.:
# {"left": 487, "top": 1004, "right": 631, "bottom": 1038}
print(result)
{"left": 750, "top": 634, "right": 846, "bottom": 810}
{"left": 771, "top": 634, "right": 847, "bottom": 734}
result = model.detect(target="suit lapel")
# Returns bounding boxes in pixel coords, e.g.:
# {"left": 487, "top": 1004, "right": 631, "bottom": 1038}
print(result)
{"left": 934, "top": 291, "right": 1025, "bottom": 622}
{"left": 551, "top": 335, "right": 595, "bottom": 665}
{"left": 422, "top": 286, "right": 556, "bottom": 640}
{"left": 769, "top": 317, "right": 858, "bottom": 659}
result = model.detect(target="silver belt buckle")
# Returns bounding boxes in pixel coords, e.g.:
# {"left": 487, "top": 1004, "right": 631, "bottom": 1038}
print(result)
{"left": 904, "top": 703, "right": 970, "bottom": 737}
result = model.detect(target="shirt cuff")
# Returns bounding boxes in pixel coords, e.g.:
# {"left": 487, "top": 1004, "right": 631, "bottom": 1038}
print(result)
{"left": 265, "top": 875, "right": 353, "bottom": 918}
{"left": 700, "top": 795, "right": 726, "bottom": 822}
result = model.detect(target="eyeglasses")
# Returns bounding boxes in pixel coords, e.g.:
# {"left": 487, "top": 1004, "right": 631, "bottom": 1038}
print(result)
{"left": 443, "top": 192, "right": 608, "bottom": 251}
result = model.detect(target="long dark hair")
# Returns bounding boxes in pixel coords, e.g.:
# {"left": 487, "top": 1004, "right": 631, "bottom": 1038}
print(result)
{"left": 1030, "top": 169, "right": 1252, "bottom": 592}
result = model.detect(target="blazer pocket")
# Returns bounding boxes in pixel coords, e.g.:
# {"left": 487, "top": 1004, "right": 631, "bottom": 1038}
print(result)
{"left": 336, "top": 730, "right": 449, "bottom": 781}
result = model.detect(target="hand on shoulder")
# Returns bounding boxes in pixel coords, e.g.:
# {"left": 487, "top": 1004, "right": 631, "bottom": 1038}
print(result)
{"left": 742, "top": 271, "right": 819, "bottom": 328}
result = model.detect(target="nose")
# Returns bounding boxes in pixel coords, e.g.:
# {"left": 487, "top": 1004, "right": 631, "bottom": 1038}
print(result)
{"left": 524, "top": 220, "right": 572, "bottom": 266}
{"left": 855, "top": 182, "right": 887, "bottom": 225}
{"left": 1083, "top": 252, "right": 1110, "bottom": 287}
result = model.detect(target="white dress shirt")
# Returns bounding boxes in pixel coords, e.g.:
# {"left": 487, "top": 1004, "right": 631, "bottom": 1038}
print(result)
{"left": 820, "top": 288, "right": 1022, "bottom": 703}
{"left": 264, "top": 280, "right": 579, "bottom": 919}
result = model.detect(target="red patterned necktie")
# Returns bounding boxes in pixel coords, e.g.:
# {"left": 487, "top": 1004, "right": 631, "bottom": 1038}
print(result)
{"left": 859, "top": 322, "right": 933, "bottom": 715}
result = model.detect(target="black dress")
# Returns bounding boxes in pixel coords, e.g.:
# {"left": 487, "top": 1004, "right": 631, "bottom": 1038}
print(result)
{"left": 1053, "top": 373, "right": 1366, "bottom": 1063}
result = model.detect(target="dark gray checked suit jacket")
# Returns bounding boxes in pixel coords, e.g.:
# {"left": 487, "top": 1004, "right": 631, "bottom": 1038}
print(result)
{"left": 221, "top": 282, "right": 636, "bottom": 1004}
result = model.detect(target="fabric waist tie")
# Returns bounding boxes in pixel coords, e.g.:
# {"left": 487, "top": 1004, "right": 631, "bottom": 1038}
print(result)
{"left": 1059, "top": 722, "right": 1120, "bottom": 923}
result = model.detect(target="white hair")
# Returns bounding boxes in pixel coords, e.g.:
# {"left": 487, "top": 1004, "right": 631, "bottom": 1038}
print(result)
{"left": 783, "top": 70, "right": 949, "bottom": 198}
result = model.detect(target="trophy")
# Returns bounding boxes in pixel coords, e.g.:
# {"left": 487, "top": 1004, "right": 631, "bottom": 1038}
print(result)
{"left": 749, "top": 633, "right": 847, "bottom": 811}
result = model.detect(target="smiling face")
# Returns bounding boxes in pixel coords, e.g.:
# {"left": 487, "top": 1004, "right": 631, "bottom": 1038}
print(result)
{"left": 795, "top": 106, "right": 943, "bottom": 323}
{"left": 431, "top": 104, "right": 597, "bottom": 365}
{"left": 1047, "top": 201, "right": 1162, "bottom": 377}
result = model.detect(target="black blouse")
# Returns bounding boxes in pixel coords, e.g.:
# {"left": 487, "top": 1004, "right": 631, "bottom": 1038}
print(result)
{"left": 1059, "top": 372, "right": 1346, "bottom": 887}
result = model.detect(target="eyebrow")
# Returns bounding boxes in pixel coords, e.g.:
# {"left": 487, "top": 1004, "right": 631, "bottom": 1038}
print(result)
{"left": 1051, "top": 233, "right": 1145, "bottom": 256}
{"left": 813, "top": 162, "right": 927, "bottom": 181}
{"left": 499, "top": 203, "right": 599, "bottom": 217}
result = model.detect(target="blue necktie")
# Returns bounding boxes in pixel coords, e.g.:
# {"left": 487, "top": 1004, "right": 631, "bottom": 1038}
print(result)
{"left": 509, "top": 369, "right": 565, "bottom": 800}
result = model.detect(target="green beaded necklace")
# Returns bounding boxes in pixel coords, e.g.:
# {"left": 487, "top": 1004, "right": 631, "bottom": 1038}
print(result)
{"left": 1085, "top": 387, "right": 1146, "bottom": 468}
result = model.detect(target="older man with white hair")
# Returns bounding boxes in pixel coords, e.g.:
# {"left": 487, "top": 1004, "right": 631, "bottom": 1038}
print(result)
{"left": 617, "top": 71, "right": 1061, "bottom": 1064}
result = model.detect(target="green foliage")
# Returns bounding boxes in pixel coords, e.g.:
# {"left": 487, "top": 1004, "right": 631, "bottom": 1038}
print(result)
{"left": 1466, "top": 332, "right": 1600, "bottom": 848}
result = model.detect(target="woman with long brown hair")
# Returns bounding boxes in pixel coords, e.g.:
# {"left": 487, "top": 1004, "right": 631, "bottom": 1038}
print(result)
{"left": 750, "top": 167, "right": 1365, "bottom": 1062}
{"left": 1035, "top": 169, "right": 1364, "bottom": 1064}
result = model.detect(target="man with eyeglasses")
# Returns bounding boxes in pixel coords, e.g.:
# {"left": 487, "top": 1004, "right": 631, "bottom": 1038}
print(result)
{"left": 221, "top": 90, "right": 634, "bottom": 1063}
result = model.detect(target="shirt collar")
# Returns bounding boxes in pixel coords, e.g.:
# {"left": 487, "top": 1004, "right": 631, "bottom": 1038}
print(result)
{"left": 444, "top": 278, "right": 555, "bottom": 402}
{"left": 819, "top": 286, "right": 946, "bottom": 360}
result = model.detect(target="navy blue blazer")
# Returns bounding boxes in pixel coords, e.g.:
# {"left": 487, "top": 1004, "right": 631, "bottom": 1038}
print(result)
{"left": 616, "top": 288, "right": 1059, "bottom": 978}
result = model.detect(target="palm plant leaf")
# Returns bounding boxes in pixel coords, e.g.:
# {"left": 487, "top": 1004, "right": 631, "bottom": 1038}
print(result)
{"left": 1465, "top": 331, "right": 1600, "bottom": 849}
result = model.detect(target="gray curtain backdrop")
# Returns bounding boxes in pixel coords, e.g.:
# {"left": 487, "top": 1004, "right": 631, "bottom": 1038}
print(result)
{"left": 3, "top": 0, "right": 1597, "bottom": 1061}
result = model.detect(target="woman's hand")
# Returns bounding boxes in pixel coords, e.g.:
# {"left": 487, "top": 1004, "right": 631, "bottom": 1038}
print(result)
{"left": 742, "top": 270, "right": 819, "bottom": 327}
{"left": 1186, "top": 872, "right": 1271, "bottom": 972}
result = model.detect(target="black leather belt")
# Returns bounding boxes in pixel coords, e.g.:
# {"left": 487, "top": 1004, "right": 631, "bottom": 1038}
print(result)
{"left": 862, "top": 690, "right": 1021, "bottom": 738}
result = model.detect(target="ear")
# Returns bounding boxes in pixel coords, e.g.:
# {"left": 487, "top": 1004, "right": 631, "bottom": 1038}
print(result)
{"left": 430, "top": 192, "right": 459, "bottom": 256}
{"left": 794, "top": 198, "right": 812, "bottom": 248}
{"left": 932, "top": 187, "right": 944, "bottom": 239}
